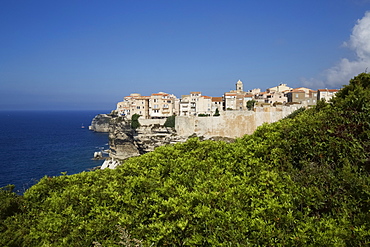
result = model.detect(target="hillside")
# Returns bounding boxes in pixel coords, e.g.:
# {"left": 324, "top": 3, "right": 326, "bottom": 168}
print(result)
{"left": 1, "top": 73, "right": 370, "bottom": 246}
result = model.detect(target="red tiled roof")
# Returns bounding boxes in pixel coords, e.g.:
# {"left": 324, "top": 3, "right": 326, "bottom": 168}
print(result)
{"left": 212, "top": 97, "right": 223, "bottom": 102}
{"left": 151, "top": 93, "right": 169, "bottom": 96}
{"left": 318, "top": 89, "right": 339, "bottom": 92}
{"left": 136, "top": 96, "right": 150, "bottom": 100}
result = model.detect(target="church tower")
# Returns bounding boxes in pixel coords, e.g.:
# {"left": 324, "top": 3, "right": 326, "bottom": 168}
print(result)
{"left": 236, "top": 80, "right": 243, "bottom": 92}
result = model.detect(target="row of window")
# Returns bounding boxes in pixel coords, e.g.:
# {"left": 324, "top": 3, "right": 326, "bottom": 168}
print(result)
{"left": 134, "top": 104, "right": 171, "bottom": 110}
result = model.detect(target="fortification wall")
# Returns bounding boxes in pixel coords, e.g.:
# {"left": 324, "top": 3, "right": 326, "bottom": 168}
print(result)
{"left": 175, "top": 105, "right": 301, "bottom": 138}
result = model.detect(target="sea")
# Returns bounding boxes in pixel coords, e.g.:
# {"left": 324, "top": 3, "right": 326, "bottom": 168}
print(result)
{"left": 0, "top": 111, "right": 109, "bottom": 193}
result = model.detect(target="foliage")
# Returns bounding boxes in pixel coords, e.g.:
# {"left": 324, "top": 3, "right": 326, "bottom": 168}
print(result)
{"left": 197, "top": 113, "right": 210, "bottom": 117}
{"left": 131, "top": 114, "right": 141, "bottom": 129}
{"left": 214, "top": 108, "right": 220, "bottom": 116}
{"left": 246, "top": 99, "right": 256, "bottom": 110}
{"left": 283, "top": 107, "right": 306, "bottom": 119}
{"left": 2, "top": 73, "right": 370, "bottom": 245}
{"left": 0, "top": 185, "right": 23, "bottom": 230}
{"left": 164, "top": 115, "right": 176, "bottom": 128}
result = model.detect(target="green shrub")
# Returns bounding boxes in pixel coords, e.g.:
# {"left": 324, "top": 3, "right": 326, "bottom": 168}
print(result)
{"left": 164, "top": 115, "right": 175, "bottom": 128}
{"left": 246, "top": 99, "right": 256, "bottom": 110}
{"left": 214, "top": 108, "right": 220, "bottom": 116}
{"left": 131, "top": 114, "right": 141, "bottom": 129}
{"left": 2, "top": 73, "right": 370, "bottom": 246}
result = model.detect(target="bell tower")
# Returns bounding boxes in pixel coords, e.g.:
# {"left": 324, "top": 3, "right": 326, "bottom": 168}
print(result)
{"left": 236, "top": 80, "right": 243, "bottom": 92}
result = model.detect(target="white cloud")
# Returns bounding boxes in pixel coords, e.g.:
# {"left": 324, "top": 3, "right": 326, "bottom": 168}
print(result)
{"left": 302, "top": 11, "right": 370, "bottom": 89}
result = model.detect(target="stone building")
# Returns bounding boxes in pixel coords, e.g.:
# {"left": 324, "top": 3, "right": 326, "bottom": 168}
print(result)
{"left": 286, "top": 89, "right": 307, "bottom": 104}
{"left": 116, "top": 93, "right": 150, "bottom": 118}
{"left": 224, "top": 80, "right": 254, "bottom": 110}
{"left": 179, "top": 92, "right": 199, "bottom": 116}
{"left": 116, "top": 92, "right": 177, "bottom": 119}
{"left": 149, "top": 92, "right": 177, "bottom": 119}
{"left": 179, "top": 92, "right": 215, "bottom": 116}
{"left": 317, "top": 89, "right": 339, "bottom": 102}
{"left": 211, "top": 97, "right": 223, "bottom": 114}
{"left": 267, "top": 83, "right": 292, "bottom": 93}
{"left": 286, "top": 87, "right": 318, "bottom": 106}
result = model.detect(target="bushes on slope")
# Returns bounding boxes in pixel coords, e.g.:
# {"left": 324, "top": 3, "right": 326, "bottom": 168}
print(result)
{"left": 2, "top": 73, "right": 370, "bottom": 246}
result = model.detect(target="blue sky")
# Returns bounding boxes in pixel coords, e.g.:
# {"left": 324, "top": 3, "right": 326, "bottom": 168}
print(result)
{"left": 1, "top": 0, "right": 370, "bottom": 111}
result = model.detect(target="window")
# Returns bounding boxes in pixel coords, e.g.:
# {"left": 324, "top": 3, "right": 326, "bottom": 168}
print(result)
{"left": 137, "top": 106, "right": 140, "bottom": 109}
{"left": 296, "top": 94, "right": 299, "bottom": 98}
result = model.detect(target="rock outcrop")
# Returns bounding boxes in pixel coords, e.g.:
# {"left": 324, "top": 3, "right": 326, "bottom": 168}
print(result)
{"left": 89, "top": 114, "right": 114, "bottom": 132}
{"left": 134, "top": 124, "right": 183, "bottom": 152}
{"left": 101, "top": 158, "right": 121, "bottom": 169}
{"left": 108, "top": 118, "right": 186, "bottom": 160}
{"left": 90, "top": 113, "right": 185, "bottom": 162}
{"left": 91, "top": 113, "right": 236, "bottom": 168}
{"left": 109, "top": 119, "right": 141, "bottom": 160}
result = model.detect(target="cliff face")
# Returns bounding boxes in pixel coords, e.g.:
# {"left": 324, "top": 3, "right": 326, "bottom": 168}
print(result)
{"left": 90, "top": 114, "right": 184, "bottom": 161}
{"left": 133, "top": 124, "right": 181, "bottom": 153}
{"left": 109, "top": 119, "right": 183, "bottom": 160}
{"left": 109, "top": 119, "right": 141, "bottom": 160}
{"left": 89, "top": 114, "right": 113, "bottom": 132}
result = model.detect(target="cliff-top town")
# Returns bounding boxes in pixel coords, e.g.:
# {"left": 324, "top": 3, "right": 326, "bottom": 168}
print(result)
{"left": 116, "top": 80, "right": 339, "bottom": 119}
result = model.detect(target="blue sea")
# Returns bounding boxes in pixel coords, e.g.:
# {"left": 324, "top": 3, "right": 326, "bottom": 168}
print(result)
{"left": 0, "top": 111, "right": 109, "bottom": 193}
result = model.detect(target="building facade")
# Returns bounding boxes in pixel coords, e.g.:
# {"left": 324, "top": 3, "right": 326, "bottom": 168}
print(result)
{"left": 224, "top": 80, "right": 254, "bottom": 110}
{"left": 116, "top": 93, "right": 150, "bottom": 118}
{"left": 317, "top": 89, "right": 339, "bottom": 102}
{"left": 149, "top": 92, "right": 177, "bottom": 119}
{"left": 116, "top": 80, "right": 340, "bottom": 119}
{"left": 117, "top": 92, "right": 177, "bottom": 119}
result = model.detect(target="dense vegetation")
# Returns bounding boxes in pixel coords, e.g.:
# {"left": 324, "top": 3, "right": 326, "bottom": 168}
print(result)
{"left": 131, "top": 114, "right": 141, "bottom": 129}
{"left": 164, "top": 115, "right": 176, "bottom": 128}
{"left": 2, "top": 73, "right": 370, "bottom": 246}
{"left": 246, "top": 99, "right": 256, "bottom": 110}
{"left": 214, "top": 108, "right": 220, "bottom": 116}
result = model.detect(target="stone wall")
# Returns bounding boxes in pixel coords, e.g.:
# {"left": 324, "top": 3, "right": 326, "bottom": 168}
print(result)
{"left": 139, "top": 118, "right": 166, "bottom": 126}
{"left": 175, "top": 105, "right": 302, "bottom": 138}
